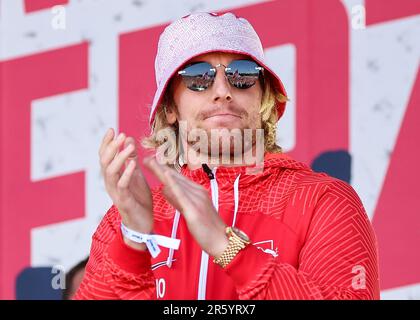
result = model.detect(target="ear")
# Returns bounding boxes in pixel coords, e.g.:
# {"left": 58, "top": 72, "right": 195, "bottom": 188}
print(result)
{"left": 165, "top": 106, "right": 177, "bottom": 125}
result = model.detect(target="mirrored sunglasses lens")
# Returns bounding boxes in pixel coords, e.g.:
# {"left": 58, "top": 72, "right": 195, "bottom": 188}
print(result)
{"left": 180, "top": 62, "right": 215, "bottom": 91}
{"left": 226, "top": 60, "right": 261, "bottom": 89}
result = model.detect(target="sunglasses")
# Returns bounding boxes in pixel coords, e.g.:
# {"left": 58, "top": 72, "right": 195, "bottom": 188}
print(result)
{"left": 177, "top": 59, "right": 264, "bottom": 92}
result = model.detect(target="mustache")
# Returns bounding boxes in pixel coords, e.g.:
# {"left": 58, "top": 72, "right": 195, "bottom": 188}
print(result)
{"left": 198, "top": 105, "right": 247, "bottom": 120}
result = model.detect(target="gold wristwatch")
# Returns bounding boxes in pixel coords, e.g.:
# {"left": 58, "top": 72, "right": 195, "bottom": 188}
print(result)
{"left": 213, "top": 226, "right": 251, "bottom": 268}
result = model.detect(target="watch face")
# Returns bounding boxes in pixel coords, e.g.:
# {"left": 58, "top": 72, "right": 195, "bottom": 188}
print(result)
{"left": 232, "top": 227, "right": 250, "bottom": 242}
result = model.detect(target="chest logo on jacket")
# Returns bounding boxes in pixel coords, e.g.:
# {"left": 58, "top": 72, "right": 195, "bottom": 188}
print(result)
{"left": 254, "top": 240, "right": 279, "bottom": 257}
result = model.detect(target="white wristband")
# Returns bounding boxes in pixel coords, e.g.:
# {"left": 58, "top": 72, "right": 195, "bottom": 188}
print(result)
{"left": 121, "top": 223, "right": 181, "bottom": 258}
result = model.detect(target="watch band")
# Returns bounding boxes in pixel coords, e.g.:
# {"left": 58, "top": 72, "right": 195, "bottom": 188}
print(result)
{"left": 213, "top": 226, "right": 251, "bottom": 268}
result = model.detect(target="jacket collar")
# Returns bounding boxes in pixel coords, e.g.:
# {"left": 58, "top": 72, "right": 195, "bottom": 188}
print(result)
{"left": 180, "top": 152, "right": 311, "bottom": 185}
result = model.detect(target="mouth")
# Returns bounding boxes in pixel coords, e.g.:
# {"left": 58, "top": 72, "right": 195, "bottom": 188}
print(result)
{"left": 205, "top": 113, "right": 241, "bottom": 120}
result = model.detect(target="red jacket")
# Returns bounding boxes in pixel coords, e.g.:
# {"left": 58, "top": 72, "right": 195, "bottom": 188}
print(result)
{"left": 75, "top": 152, "right": 380, "bottom": 300}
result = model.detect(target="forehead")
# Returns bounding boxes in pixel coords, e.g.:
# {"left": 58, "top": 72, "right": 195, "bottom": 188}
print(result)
{"left": 186, "top": 52, "right": 252, "bottom": 65}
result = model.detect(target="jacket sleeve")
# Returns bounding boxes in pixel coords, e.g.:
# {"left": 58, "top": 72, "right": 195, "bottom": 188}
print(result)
{"left": 224, "top": 179, "right": 380, "bottom": 300}
{"left": 73, "top": 205, "right": 156, "bottom": 300}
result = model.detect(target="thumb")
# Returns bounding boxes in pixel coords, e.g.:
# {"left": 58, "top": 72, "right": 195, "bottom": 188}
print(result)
{"left": 124, "top": 137, "right": 148, "bottom": 187}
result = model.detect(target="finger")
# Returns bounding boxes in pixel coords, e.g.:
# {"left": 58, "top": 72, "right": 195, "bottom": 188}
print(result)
{"left": 163, "top": 169, "right": 208, "bottom": 202}
{"left": 117, "top": 159, "right": 136, "bottom": 189}
{"left": 144, "top": 156, "right": 206, "bottom": 197}
{"left": 162, "top": 186, "right": 184, "bottom": 212}
{"left": 163, "top": 169, "right": 205, "bottom": 193}
{"left": 100, "top": 132, "right": 126, "bottom": 172}
{"left": 128, "top": 162, "right": 154, "bottom": 204}
{"left": 162, "top": 171, "right": 211, "bottom": 219}
{"left": 161, "top": 171, "right": 191, "bottom": 211}
{"left": 123, "top": 136, "right": 135, "bottom": 148}
{"left": 123, "top": 137, "right": 138, "bottom": 163}
{"left": 99, "top": 128, "right": 115, "bottom": 157}
{"left": 168, "top": 169, "right": 205, "bottom": 191}
{"left": 165, "top": 172, "right": 200, "bottom": 197}
{"left": 143, "top": 156, "right": 171, "bottom": 185}
{"left": 106, "top": 143, "right": 135, "bottom": 184}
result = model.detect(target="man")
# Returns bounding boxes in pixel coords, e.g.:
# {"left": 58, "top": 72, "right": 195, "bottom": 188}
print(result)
{"left": 75, "top": 12, "right": 379, "bottom": 300}
{"left": 62, "top": 257, "right": 88, "bottom": 300}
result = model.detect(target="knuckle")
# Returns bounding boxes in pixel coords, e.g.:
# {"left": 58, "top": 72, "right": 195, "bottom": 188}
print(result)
{"left": 117, "top": 179, "right": 128, "bottom": 190}
{"left": 105, "top": 166, "right": 115, "bottom": 177}
{"left": 99, "top": 157, "right": 107, "bottom": 167}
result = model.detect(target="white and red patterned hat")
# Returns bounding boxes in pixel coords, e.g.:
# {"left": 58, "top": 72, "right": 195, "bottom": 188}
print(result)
{"left": 149, "top": 12, "right": 287, "bottom": 127}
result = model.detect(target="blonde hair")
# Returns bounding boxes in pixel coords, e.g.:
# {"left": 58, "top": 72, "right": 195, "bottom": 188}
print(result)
{"left": 141, "top": 75, "right": 288, "bottom": 167}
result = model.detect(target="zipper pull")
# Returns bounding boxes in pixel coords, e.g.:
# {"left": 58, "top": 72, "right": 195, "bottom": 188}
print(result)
{"left": 202, "top": 163, "right": 214, "bottom": 180}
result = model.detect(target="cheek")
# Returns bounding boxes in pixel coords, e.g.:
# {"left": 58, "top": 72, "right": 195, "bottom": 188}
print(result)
{"left": 176, "top": 94, "right": 201, "bottom": 121}
{"left": 173, "top": 82, "right": 200, "bottom": 121}
{"left": 239, "top": 91, "right": 262, "bottom": 124}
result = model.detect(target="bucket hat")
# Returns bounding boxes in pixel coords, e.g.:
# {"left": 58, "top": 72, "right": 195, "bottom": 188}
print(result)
{"left": 149, "top": 12, "right": 287, "bottom": 127}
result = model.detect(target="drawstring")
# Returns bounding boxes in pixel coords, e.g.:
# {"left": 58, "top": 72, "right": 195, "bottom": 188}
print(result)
{"left": 232, "top": 174, "right": 241, "bottom": 227}
{"left": 166, "top": 209, "right": 181, "bottom": 268}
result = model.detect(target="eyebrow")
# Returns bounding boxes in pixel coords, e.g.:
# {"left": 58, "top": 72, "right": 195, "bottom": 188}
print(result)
{"left": 184, "top": 57, "right": 253, "bottom": 67}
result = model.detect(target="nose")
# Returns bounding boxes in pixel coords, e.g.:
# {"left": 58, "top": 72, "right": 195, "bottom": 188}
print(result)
{"left": 211, "top": 66, "right": 232, "bottom": 103}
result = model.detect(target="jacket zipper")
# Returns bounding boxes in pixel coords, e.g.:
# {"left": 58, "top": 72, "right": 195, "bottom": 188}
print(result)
{"left": 197, "top": 164, "right": 218, "bottom": 300}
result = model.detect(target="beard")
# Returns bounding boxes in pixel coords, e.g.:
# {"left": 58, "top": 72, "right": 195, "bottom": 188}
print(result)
{"left": 178, "top": 124, "right": 263, "bottom": 166}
